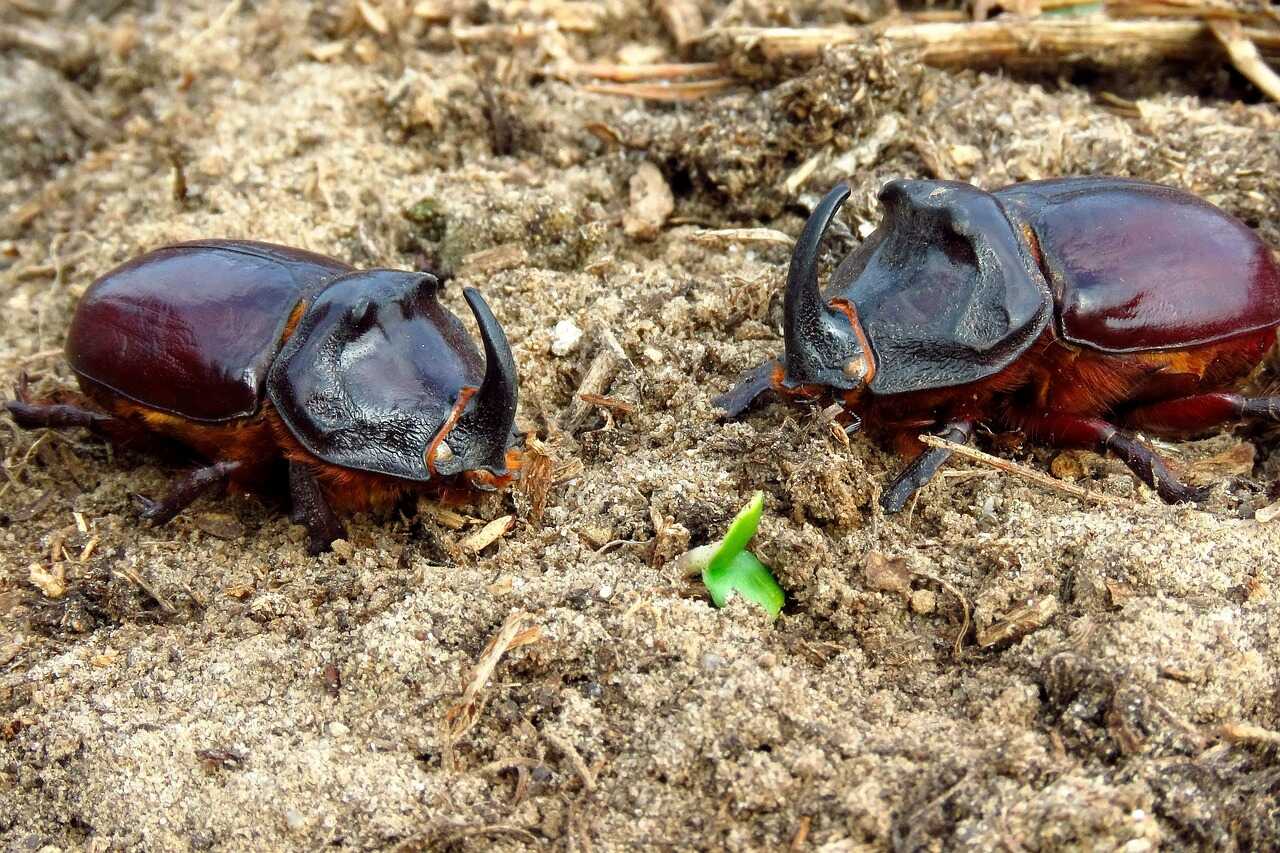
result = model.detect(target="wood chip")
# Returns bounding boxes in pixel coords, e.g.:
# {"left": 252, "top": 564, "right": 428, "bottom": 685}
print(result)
{"left": 976, "top": 596, "right": 1060, "bottom": 649}
{"left": 413, "top": 0, "right": 451, "bottom": 21}
{"left": 1219, "top": 721, "right": 1280, "bottom": 745}
{"left": 309, "top": 41, "right": 347, "bottom": 61}
{"left": 460, "top": 515, "right": 514, "bottom": 554}
{"left": 1255, "top": 500, "right": 1280, "bottom": 523}
{"left": 656, "top": 0, "right": 705, "bottom": 48}
{"left": 560, "top": 324, "right": 629, "bottom": 433}
{"left": 28, "top": 562, "right": 66, "bottom": 599}
{"left": 689, "top": 227, "right": 794, "bottom": 246}
{"left": 517, "top": 438, "right": 553, "bottom": 528}
{"left": 357, "top": 0, "right": 390, "bottom": 35}
{"left": 864, "top": 551, "right": 911, "bottom": 598}
{"left": 459, "top": 243, "right": 528, "bottom": 276}
{"left": 623, "top": 162, "right": 674, "bottom": 240}
{"left": 446, "top": 611, "right": 543, "bottom": 741}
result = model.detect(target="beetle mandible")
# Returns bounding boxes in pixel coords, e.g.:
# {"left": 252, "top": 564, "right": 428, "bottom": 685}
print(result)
{"left": 6, "top": 240, "right": 519, "bottom": 553}
{"left": 716, "top": 178, "right": 1280, "bottom": 510}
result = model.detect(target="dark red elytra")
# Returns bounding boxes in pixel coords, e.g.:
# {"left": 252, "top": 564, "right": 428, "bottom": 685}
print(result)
{"left": 7, "top": 240, "right": 519, "bottom": 554}
{"left": 716, "top": 178, "right": 1280, "bottom": 510}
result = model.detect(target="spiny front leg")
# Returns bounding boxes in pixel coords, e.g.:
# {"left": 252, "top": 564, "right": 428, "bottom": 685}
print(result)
{"left": 1022, "top": 411, "right": 1207, "bottom": 504}
{"left": 881, "top": 420, "right": 975, "bottom": 513}
{"left": 134, "top": 460, "right": 243, "bottom": 526}
{"left": 288, "top": 462, "right": 344, "bottom": 555}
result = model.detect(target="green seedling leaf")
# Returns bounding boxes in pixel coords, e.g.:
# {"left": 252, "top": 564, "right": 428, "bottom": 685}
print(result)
{"left": 695, "top": 491, "right": 785, "bottom": 620}
{"left": 707, "top": 490, "right": 764, "bottom": 575}
{"left": 703, "top": 551, "right": 786, "bottom": 619}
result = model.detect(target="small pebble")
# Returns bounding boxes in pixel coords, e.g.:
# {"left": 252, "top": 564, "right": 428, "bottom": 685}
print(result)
{"left": 910, "top": 589, "right": 938, "bottom": 615}
{"left": 550, "top": 319, "right": 583, "bottom": 356}
{"left": 285, "top": 810, "right": 305, "bottom": 832}
{"left": 329, "top": 721, "right": 350, "bottom": 736}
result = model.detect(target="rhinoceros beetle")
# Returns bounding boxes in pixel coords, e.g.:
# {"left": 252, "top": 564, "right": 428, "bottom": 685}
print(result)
{"left": 717, "top": 178, "right": 1280, "bottom": 511}
{"left": 5, "top": 240, "right": 519, "bottom": 554}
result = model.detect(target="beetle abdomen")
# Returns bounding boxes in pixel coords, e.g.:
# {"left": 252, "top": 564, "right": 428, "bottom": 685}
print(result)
{"left": 997, "top": 178, "right": 1280, "bottom": 353}
{"left": 67, "top": 240, "right": 351, "bottom": 422}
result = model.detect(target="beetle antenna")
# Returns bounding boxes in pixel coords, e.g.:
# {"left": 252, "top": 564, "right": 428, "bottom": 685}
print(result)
{"left": 782, "top": 183, "right": 864, "bottom": 390}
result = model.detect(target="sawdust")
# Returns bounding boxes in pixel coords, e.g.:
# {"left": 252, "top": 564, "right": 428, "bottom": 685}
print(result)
{"left": 2, "top": 1, "right": 1280, "bottom": 850}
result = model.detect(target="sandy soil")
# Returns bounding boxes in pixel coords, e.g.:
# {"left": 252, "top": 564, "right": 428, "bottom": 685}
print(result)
{"left": 2, "top": 1, "right": 1280, "bottom": 850}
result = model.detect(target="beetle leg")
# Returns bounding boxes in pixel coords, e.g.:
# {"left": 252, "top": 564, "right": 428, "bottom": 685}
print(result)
{"left": 880, "top": 420, "right": 975, "bottom": 513}
{"left": 6, "top": 399, "right": 118, "bottom": 433}
{"left": 1122, "top": 392, "right": 1280, "bottom": 436}
{"left": 288, "top": 462, "right": 345, "bottom": 555}
{"left": 1021, "top": 412, "right": 1208, "bottom": 504}
{"left": 134, "top": 460, "right": 242, "bottom": 526}
{"left": 713, "top": 360, "right": 783, "bottom": 420}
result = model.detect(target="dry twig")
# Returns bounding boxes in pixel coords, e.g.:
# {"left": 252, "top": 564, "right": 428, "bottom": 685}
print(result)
{"left": 919, "top": 434, "right": 1134, "bottom": 508}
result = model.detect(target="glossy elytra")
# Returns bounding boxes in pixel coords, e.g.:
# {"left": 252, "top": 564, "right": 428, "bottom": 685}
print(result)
{"left": 6, "top": 240, "right": 519, "bottom": 554}
{"left": 716, "top": 178, "right": 1280, "bottom": 510}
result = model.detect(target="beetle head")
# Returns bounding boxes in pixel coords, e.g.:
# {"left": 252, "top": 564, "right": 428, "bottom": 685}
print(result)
{"left": 781, "top": 183, "right": 873, "bottom": 392}
{"left": 833, "top": 179, "right": 1051, "bottom": 395}
{"left": 267, "top": 271, "right": 518, "bottom": 483}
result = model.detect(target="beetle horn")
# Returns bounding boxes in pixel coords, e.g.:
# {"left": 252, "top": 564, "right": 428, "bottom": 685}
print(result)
{"left": 434, "top": 288, "right": 518, "bottom": 476}
{"left": 781, "top": 183, "right": 867, "bottom": 390}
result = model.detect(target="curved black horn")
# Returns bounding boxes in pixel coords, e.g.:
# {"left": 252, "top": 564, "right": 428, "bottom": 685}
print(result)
{"left": 433, "top": 288, "right": 519, "bottom": 476}
{"left": 782, "top": 183, "right": 863, "bottom": 389}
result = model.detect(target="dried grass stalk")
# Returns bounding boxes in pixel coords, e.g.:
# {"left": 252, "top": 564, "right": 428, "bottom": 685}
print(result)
{"left": 555, "top": 61, "right": 723, "bottom": 81}
{"left": 706, "top": 20, "right": 1280, "bottom": 68}
{"left": 445, "top": 611, "right": 543, "bottom": 741}
{"left": 581, "top": 79, "right": 735, "bottom": 101}
{"left": 1210, "top": 20, "right": 1280, "bottom": 101}
{"left": 689, "top": 227, "right": 795, "bottom": 246}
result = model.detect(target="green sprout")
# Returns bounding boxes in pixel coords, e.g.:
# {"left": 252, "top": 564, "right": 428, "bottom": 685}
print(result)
{"left": 677, "top": 491, "right": 785, "bottom": 620}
